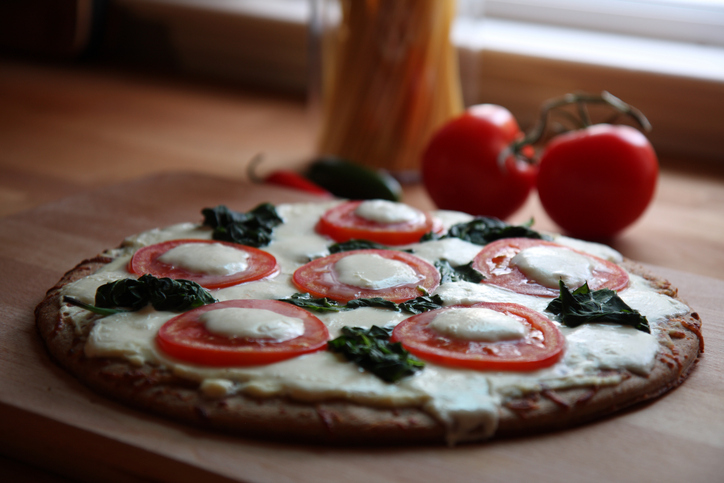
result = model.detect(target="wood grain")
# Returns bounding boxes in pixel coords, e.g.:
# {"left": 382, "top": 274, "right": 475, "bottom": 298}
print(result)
{"left": 1, "top": 173, "right": 722, "bottom": 483}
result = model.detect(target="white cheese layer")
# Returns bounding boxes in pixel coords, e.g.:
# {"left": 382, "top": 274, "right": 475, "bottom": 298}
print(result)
{"left": 430, "top": 307, "right": 527, "bottom": 342}
{"left": 65, "top": 202, "right": 691, "bottom": 444}
{"left": 200, "top": 307, "right": 305, "bottom": 341}
{"left": 354, "top": 200, "right": 425, "bottom": 224}
{"left": 511, "top": 245, "right": 596, "bottom": 289}
{"left": 334, "top": 253, "right": 421, "bottom": 289}
{"left": 158, "top": 243, "right": 249, "bottom": 275}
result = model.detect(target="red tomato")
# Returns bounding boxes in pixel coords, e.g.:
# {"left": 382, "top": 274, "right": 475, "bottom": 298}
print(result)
{"left": 317, "top": 201, "right": 438, "bottom": 245}
{"left": 391, "top": 302, "right": 565, "bottom": 371}
{"left": 129, "top": 239, "right": 279, "bottom": 289}
{"left": 292, "top": 249, "right": 440, "bottom": 303}
{"left": 156, "top": 299, "right": 329, "bottom": 366}
{"left": 537, "top": 124, "right": 658, "bottom": 239}
{"left": 421, "top": 104, "right": 537, "bottom": 220}
{"left": 472, "top": 238, "right": 629, "bottom": 297}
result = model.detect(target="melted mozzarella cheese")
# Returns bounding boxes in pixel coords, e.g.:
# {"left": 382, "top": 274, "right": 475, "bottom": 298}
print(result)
{"left": 200, "top": 307, "right": 305, "bottom": 341}
{"left": 430, "top": 307, "right": 527, "bottom": 342}
{"left": 158, "top": 243, "right": 249, "bottom": 275}
{"left": 63, "top": 202, "right": 693, "bottom": 444}
{"left": 511, "top": 246, "right": 596, "bottom": 288}
{"left": 334, "top": 253, "right": 421, "bottom": 289}
{"left": 354, "top": 200, "right": 424, "bottom": 224}
{"left": 563, "top": 324, "right": 661, "bottom": 376}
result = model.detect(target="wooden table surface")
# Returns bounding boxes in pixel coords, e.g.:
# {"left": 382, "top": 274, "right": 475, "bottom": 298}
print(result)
{"left": 1, "top": 57, "right": 724, "bottom": 482}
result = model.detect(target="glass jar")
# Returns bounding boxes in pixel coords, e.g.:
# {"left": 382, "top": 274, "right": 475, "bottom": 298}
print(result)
{"left": 310, "top": 0, "right": 467, "bottom": 180}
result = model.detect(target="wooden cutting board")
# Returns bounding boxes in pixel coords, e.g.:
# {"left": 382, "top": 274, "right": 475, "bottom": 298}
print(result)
{"left": 1, "top": 172, "right": 722, "bottom": 483}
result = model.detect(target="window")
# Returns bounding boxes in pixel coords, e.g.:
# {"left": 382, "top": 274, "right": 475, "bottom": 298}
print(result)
{"left": 114, "top": 0, "right": 724, "bottom": 160}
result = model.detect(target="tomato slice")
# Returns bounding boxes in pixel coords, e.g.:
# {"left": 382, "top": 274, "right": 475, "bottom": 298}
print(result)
{"left": 317, "top": 200, "right": 439, "bottom": 245}
{"left": 129, "top": 239, "right": 279, "bottom": 289}
{"left": 391, "top": 302, "right": 565, "bottom": 371}
{"left": 472, "top": 238, "right": 629, "bottom": 297}
{"left": 156, "top": 299, "right": 329, "bottom": 366}
{"left": 292, "top": 249, "right": 440, "bottom": 303}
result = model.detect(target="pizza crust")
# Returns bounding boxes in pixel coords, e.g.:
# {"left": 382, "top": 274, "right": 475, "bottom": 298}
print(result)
{"left": 35, "top": 255, "right": 703, "bottom": 445}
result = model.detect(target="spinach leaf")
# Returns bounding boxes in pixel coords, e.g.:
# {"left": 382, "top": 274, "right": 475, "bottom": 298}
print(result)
{"left": 345, "top": 297, "right": 400, "bottom": 311}
{"left": 279, "top": 293, "right": 443, "bottom": 314}
{"left": 328, "top": 239, "right": 388, "bottom": 253}
{"left": 435, "top": 260, "right": 485, "bottom": 284}
{"left": 277, "top": 293, "right": 346, "bottom": 313}
{"left": 546, "top": 281, "right": 650, "bottom": 333}
{"left": 423, "top": 217, "right": 547, "bottom": 245}
{"left": 201, "top": 203, "right": 283, "bottom": 247}
{"left": 398, "top": 294, "right": 444, "bottom": 314}
{"left": 64, "top": 274, "right": 216, "bottom": 316}
{"left": 328, "top": 326, "right": 425, "bottom": 382}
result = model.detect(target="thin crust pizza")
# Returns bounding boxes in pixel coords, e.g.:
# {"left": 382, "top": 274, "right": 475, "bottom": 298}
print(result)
{"left": 35, "top": 200, "right": 703, "bottom": 445}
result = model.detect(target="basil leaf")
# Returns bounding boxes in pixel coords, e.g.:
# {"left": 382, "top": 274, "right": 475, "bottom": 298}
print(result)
{"left": 202, "top": 203, "right": 283, "bottom": 247}
{"left": 546, "top": 281, "right": 650, "bottom": 333}
{"left": 346, "top": 297, "right": 400, "bottom": 311}
{"left": 277, "top": 293, "right": 346, "bottom": 313}
{"left": 65, "top": 274, "right": 216, "bottom": 315}
{"left": 328, "top": 326, "right": 424, "bottom": 382}
{"left": 435, "top": 260, "right": 485, "bottom": 284}
{"left": 328, "top": 239, "right": 388, "bottom": 253}
{"left": 279, "top": 293, "right": 443, "bottom": 314}
{"left": 424, "top": 217, "right": 548, "bottom": 245}
{"left": 398, "top": 294, "right": 444, "bottom": 314}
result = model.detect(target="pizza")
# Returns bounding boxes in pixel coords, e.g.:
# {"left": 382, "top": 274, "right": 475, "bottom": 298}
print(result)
{"left": 35, "top": 199, "right": 704, "bottom": 445}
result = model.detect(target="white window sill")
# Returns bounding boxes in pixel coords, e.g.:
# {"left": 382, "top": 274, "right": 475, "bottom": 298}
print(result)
{"left": 115, "top": 0, "right": 724, "bottom": 162}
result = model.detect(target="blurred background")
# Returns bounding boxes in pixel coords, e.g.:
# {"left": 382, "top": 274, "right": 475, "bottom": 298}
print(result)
{"left": 1, "top": 0, "right": 723, "bottom": 162}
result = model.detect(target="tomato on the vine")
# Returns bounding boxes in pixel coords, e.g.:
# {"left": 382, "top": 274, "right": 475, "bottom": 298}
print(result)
{"left": 537, "top": 124, "right": 658, "bottom": 239}
{"left": 421, "top": 104, "right": 537, "bottom": 220}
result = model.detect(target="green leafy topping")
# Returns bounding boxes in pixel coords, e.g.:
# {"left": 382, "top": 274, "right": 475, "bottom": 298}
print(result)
{"left": 398, "top": 294, "right": 444, "bottom": 314}
{"left": 278, "top": 293, "right": 346, "bottom": 313}
{"left": 345, "top": 297, "right": 400, "bottom": 311}
{"left": 546, "top": 281, "right": 650, "bottom": 333}
{"left": 201, "top": 203, "right": 283, "bottom": 247}
{"left": 327, "top": 326, "right": 424, "bottom": 382}
{"left": 328, "top": 239, "right": 414, "bottom": 254}
{"left": 422, "top": 217, "right": 548, "bottom": 245}
{"left": 435, "top": 260, "right": 485, "bottom": 284}
{"left": 278, "top": 293, "right": 443, "bottom": 314}
{"left": 64, "top": 274, "right": 217, "bottom": 316}
{"left": 328, "top": 239, "right": 388, "bottom": 253}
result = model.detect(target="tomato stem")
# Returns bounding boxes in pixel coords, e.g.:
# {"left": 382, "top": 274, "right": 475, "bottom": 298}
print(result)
{"left": 509, "top": 91, "right": 652, "bottom": 159}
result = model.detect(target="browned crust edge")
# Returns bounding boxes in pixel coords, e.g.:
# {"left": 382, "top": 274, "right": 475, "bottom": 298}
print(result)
{"left": 35, "top": 257, "right": 703, "bottom": 445}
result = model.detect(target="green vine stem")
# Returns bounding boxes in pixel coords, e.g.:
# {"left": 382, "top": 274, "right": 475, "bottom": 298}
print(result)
{"left": 506, "top": 91, "right": 652, "bottom": 164}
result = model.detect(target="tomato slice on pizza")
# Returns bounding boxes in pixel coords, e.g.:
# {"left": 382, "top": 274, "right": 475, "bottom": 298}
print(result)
{"left": 317, "top": 200, "right": 440, "bottom": 245}
{"left": 391, "top": 302, "right": 565, "bottom": 371}
{"left": 156, "top": 299, "right": 329, "bottom": 366}
{"left": 129, "top": 239, "right": 279, "bottom": 289}
{"left": 293, "top": 249, "right": 440, "bottom": 303}
{"left": 472, "top": 238, "right": 629, "bottom": 297}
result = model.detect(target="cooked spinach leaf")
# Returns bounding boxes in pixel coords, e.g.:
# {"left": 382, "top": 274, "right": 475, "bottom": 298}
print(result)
{"left": 201, "top": 203, "right": 282, "bottom": 247}
{"left": 345, "top": 297, "right": 400, "bottom": 311}
{"left": 328, "top": 239, "right": 388, "bottom": 253}
{"left": 278, "top": 292, "right": 443, "bottom": 314}
{"left": 277, "top": 293, "right": 346, "bottom": 313}
{"left": 422, "top": 217, "right": 547, "bottom": 245}
{"left": 64, "top": 274, "right": 216, "bottom": 316}
{"left": 546, "top": 281, "right": 650, "bottom": 333}
{"left": 398, "top": 294, "right": 444, "bottom": 314}
{"left": 435, "top": 260, "right": 485, "bottom": 284}
{"left": 327, "top": 326, "right": 425, "bottom": 382}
